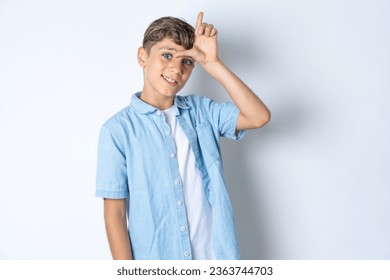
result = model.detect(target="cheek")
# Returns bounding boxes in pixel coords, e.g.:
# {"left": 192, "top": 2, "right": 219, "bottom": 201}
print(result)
{"left": 145, "top": 62, "right": 163, "bottom": 76}
{"left": 182, "top": 68, "right": 193, "bottom": 80}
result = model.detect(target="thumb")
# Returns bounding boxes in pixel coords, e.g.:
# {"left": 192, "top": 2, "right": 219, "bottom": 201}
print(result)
{"left": 175, "top": 48, "right": 196, "bottom": 59}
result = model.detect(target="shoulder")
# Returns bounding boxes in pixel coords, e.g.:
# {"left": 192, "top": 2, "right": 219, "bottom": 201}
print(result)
{"left": 180, "top": 94, "right": 236, "bottom": 115}
{"left": 98, "top": 106, "right": 134, "bottom": 151}
{"left": 103, "top": 106, "right": 131, "bottom": 127}
{"left": 100, "top": 105, "right": 134, "bottom": 138}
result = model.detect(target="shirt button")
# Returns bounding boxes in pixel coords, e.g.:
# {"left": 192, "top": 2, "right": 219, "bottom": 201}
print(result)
{"left": 156, "top": 111, "right": 161, "bottom": 116}
{"left": 177, "top": 200, "right": 182, "bottom": 206}
{"left": 184, "top": 251, "right": 190, "bottom": 257}
{"left": 180, "top": 226, "right": 186, "bottom": 232}
{"left": 170, "top": 153, "right": 176, "bottom": 158}
{"left": 165, "top": 130, "right": 171, "bottom": 135}
{"left": 174, "top": 179, "right": 180, "bottom": 185}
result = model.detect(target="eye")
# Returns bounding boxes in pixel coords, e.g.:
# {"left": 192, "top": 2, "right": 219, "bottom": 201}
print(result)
{"left": 182, "top": 58, "right": 194, "bottom": 67}
{"left": 162, "top": 53, "right": 173, "bottom": 60}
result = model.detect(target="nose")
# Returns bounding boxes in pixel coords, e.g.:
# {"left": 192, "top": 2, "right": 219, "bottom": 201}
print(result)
{"left": 168, "top": 58, "right": 182, "bottom": 75}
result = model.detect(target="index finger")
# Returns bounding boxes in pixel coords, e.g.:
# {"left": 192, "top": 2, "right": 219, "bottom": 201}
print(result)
{"left": 196, "top": 12, "right": 204, "bottom": 28}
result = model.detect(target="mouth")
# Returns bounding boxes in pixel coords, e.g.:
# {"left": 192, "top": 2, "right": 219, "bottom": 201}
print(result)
{"left": 162, "top": 75, "right": 179, "bottom": 85}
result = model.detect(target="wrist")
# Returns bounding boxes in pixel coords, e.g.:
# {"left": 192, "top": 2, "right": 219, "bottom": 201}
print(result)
{"left": 201, "top": 58, "right": 224, "bottom": 72}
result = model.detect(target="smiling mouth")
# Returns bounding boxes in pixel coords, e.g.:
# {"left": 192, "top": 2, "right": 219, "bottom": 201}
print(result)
{"left": 162, "top": 75, "right": 179, "bottom": 85}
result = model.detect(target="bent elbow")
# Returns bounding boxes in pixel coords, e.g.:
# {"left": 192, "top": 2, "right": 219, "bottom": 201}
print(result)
{"left": 253, "top": 110, "right": 271, "bottom": 128}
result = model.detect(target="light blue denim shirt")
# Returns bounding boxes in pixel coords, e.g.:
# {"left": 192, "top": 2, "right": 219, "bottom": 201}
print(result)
{"left": 96, "top": 92, "right": 245, "bottom": 260}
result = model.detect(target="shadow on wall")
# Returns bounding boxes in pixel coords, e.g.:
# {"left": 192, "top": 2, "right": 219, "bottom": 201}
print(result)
{"left": 222, "top": 133, "right": 272, "bottom": 259}
{"left": 222, "top": 89, "right": 310, "bottom": 259}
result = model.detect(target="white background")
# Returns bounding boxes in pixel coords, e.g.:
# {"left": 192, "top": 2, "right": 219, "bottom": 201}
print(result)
{"left": 0, "top": 0, "right": 389, "bottom": 259}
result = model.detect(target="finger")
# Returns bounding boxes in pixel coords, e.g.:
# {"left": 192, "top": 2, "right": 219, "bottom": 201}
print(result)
{"left": 195, "top": 12, "right": 204, "bottom": 35}
{"left": 204, "top": 24, "right": 214, "bottom": 36}
{"left": 196, "top": 12, "right": 204, "bottom": 28}
{"left": 175, "top": 48, "right": 195, "bottom": 59}
{"left": 210, "top": 28, "right": 218, "bottom": 37}
{"left": 197, "top": 22, "right": 208, "bottom": 35}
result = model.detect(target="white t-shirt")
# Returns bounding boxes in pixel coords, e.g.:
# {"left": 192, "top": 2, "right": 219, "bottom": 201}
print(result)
{"left": 163, "top": 106, "right": 215, "bottom": 260}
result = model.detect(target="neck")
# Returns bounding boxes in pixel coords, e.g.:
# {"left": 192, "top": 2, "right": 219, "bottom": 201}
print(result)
{"left": 139, "top": 91, "right": 174, "bottom": 110}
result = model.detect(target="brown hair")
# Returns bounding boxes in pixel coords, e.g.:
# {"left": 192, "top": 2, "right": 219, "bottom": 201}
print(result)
{"left": 142, "top": 16, "right": 195, "bottom": 52}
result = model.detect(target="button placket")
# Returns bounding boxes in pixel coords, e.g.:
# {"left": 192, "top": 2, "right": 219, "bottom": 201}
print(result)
{"left": 157, "top": 109, "right": 191, "bottom": 260}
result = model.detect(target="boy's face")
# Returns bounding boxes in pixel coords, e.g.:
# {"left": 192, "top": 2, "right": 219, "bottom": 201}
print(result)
{"left": 138, "top": 38, "right": 195, "bottom": 103}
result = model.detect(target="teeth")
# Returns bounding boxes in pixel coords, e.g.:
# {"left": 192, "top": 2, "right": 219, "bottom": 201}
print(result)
{"left": 163, "top": 75, "right": 177, "bottom": 84}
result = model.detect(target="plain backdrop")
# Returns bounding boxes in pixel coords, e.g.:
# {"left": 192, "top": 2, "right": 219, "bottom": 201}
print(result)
{"left": 0, "top": 0, "right": 389, "bottom": 259}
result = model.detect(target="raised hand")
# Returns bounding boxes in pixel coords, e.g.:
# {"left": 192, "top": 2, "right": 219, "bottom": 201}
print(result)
{"left": 181, "top": 13, "right": 271, "bottom": 131}
{"left": 178, "top": 12, "right": 220, "bottom": 67}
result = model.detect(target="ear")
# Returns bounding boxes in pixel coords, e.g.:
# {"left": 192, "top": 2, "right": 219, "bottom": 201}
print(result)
{"left": 137, "top": 47, "right": 148, "bottom": 67}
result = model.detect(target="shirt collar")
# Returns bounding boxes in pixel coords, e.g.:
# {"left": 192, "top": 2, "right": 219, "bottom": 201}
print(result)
{"left": 175, "top": 95, "right": 190, "bottom": 110}
{"left": 131, "top": 92, "right": 190, "bottom": 115}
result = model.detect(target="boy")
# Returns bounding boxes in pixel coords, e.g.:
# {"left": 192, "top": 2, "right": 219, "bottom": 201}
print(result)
{"left": 96, "top": 12, "right": 270, "bottom": 260}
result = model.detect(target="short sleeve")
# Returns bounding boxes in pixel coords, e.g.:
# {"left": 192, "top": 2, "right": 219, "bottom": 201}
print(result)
{"left": 202, "top": 97, "right": 245, "bottom": 141}
{"left": 95, "top": 125, "right": 129, "bottom": 199}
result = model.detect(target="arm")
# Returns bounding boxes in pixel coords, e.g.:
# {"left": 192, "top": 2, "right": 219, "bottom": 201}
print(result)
{"left": 104, "top": 198, "right": 133, "bottom": 260}
{"left": 179, "top": 12, "right": 271, "bottom": 130}
{"left": 203, "top": 60, "right": 270, "bottom": 130}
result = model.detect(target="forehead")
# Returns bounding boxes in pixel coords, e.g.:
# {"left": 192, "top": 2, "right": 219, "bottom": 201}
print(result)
{"left": 150, "top": 38, "right": 186, "bottom": 52}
